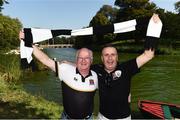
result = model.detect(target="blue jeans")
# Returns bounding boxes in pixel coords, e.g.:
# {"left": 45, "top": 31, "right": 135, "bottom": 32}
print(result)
{"left": 61, "top": 111, "right": 93, "bottom": 119}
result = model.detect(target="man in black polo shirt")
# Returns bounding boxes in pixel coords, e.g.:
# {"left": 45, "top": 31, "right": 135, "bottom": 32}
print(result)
{"left": 91, "top": 13, "right": 163, "bottom": 119}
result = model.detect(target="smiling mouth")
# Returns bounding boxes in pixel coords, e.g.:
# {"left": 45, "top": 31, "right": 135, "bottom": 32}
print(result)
{"left": 81, "top": 63, "right": 88, "bottom": 66}
{"left": 107, "top": 61, "right": 114, "bottom": 65}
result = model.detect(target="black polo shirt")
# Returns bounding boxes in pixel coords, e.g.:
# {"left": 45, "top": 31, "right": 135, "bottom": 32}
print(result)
{"left": 91, "top": 58, "right": 140, "bottom": 119}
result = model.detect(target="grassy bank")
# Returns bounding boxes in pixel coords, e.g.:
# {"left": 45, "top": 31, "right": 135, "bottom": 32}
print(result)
{"left": 0, "top": 53, "right": 62, "bottom": 119}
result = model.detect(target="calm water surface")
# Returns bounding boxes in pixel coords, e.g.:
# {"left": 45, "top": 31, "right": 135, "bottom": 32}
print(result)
{"left": 22, "top": 48, "right": 180, "bottom": 117}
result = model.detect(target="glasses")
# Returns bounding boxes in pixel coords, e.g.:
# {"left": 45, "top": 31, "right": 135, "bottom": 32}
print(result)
{"left": 77, "top": 57, "right": 91, "bottom": 61}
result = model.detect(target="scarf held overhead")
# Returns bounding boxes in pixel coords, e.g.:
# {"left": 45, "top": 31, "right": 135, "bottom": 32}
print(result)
{"left": 20, "top": 18, "right": 162, "bottom": 70}
{"left": 20, "top": 19, "right": 137, "bottom": 68}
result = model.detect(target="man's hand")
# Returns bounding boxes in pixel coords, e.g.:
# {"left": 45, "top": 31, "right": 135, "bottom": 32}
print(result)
{"left": 152, "top": 13, "right": 160, "bottom": 23}
{"left": 146, "top": 13, "right": 162, "bottom": 38}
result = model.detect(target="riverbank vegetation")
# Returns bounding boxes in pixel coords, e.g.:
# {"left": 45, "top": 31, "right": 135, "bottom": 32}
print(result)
{"left": 0, "top": 54, "right": 62, "bottom": 119}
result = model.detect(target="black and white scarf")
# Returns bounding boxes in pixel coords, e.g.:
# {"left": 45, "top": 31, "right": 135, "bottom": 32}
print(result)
{"left": 20, "top": 19, "right": 137, "bottom": 66}
{"left": 20, "top": 18, "right": 162, "bottom": 69}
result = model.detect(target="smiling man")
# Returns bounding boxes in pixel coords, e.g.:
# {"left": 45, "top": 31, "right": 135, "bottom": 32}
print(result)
{"left": 19, "top": 31, "right": 98, "bottom": 119}
{"left": 91, "top": 13, "right": 163, "bottom": 119}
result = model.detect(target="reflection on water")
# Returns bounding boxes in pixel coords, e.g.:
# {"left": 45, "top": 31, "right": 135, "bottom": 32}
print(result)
{"left": 22, "top": 48, "right": 180, "bottom": 117}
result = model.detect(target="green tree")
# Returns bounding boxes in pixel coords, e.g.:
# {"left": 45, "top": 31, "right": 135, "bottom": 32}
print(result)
{"left": 75, "top": 5, "right": 118, "bottom": 48}
{"left": 0, "top": 0, "right": 8, "bottom": 12}
{"left": 114, "top": 0, "right": 156, "bottom": 20}
{"left": 90, "top": 12, "right": 110, "bottom": 45}
{"left": 92, "top": 5, "right": 118, "bottom": 23}
{"left": 90, "top": 12, "right": 110, "bottom": 26}
{"left": 163, "top": 12, "right": 180, "bottom": 39}
{"left": 88, "top": 5, "right": 118, "bottom": 46}
{"left": 175, "top": 1, "right": 180, "bottom": 14}
{"left": 156, "top": 2, "right": 180, "bottom": 47}
{"left": 0, "top": 15, "right": 22, "bottom": 50}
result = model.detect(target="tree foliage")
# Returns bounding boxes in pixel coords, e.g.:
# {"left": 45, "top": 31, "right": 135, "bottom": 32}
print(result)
{"left": 75, "top": 5, "right": 118, "bottom": 48}
{"left": 114, "top": 0, "right": 157, "bottom": 20}
{"left": 162, "top": 11, "right": 180, "bottom": 39}
{"left": 175, "top": 1, "right": 180, "bottom": 14}
{"left": 90, "top": 5, "right": 118, "bottom": 44}
{"left": 0, "top": 0, "right": 8, "bottom": 12}
{"left": 0, "top": 15, "right": 22, "bottom": 50}
{"left": 0, "top": 0, "right": 22, "bottom": 50}
{"left": 91, "top": 5, "right": 118, "bottom": 24}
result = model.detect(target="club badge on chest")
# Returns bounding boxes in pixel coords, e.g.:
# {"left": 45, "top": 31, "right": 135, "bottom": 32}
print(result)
{"left": 112, "top": 70, "right": 122, "bottom": 80}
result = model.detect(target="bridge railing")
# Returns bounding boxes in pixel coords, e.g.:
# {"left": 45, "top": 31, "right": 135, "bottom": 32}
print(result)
{"left": 39, "top": 44, "right": 73, "bottom": 48}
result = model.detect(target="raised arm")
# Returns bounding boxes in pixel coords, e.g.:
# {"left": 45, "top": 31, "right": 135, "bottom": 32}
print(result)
{"left": 136, "top": 14, "right": 162, "bottom": 68}
{"left": 19, "top": 30, "right": 55, "bottom": 71}
{"left": 136, "top": 49, "right": 154, "bottom": 68}
{"left": 32, "top": 45, "right": 55, "bottom": 71}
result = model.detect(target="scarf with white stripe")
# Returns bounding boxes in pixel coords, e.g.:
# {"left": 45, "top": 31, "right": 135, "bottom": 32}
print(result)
{"left": 20, "top": 18, "right": 162, "bottom": 70}
{"left": 20, "top": 19, "right": 136, "bottom": 68}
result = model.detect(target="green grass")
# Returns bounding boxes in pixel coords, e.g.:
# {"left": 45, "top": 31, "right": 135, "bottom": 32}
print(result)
{"left": 0, "top": 54, "right": 21, "bottom": 83}
{"left": 0, "top": 77, "right": 62, "bottom": 119}
{"left": 0, "top": 53, "right": 63, "bottom": 119}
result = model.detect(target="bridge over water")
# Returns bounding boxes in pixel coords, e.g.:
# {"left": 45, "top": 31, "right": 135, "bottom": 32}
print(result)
{"left": 39, "top": 44, "right": 73, "bottom": 48}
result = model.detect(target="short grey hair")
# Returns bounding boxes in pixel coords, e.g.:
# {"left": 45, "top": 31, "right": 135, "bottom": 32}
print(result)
{"left": 76, "top": 48, "right": 93, "bottom": 61}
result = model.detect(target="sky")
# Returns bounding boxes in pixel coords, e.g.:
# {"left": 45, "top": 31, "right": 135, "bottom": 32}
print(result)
{"left": 2, "top": 0, "right": 179, "bottom": 30}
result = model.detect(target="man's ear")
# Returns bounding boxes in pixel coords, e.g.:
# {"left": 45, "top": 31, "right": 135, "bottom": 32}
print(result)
{"left": 91, "top": 59, "right": 93, "bottom": 64}
{"left": 101, "top": 55, "right": 103, "bottom": 62}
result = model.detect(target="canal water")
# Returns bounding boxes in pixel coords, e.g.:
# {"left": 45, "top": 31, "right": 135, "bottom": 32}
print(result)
{"left": 22, "top": 48, "right": 180, "bottom": 117}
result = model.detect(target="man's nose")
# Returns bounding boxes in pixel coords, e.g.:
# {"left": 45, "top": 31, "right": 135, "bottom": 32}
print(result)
{"left": 108, "top": 55, "right": 112, "bottom": 59}
{"left": 82, "top": 59, "right": 86, "bottom": 62}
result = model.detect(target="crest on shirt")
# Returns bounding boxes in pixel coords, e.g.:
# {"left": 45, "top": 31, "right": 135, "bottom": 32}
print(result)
{"left": 89, "top": 79, "right": 94, "bottom": 85}
{"left": 112, "top": 70, "right": 122, "bottom": 80}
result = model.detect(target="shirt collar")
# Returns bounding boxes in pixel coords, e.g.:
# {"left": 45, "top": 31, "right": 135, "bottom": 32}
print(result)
{"left": 76, "top": 68, "right": 92, "bottom": 82}
{"left": 102, "top": 62, "right": 120, "bottom": 74}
